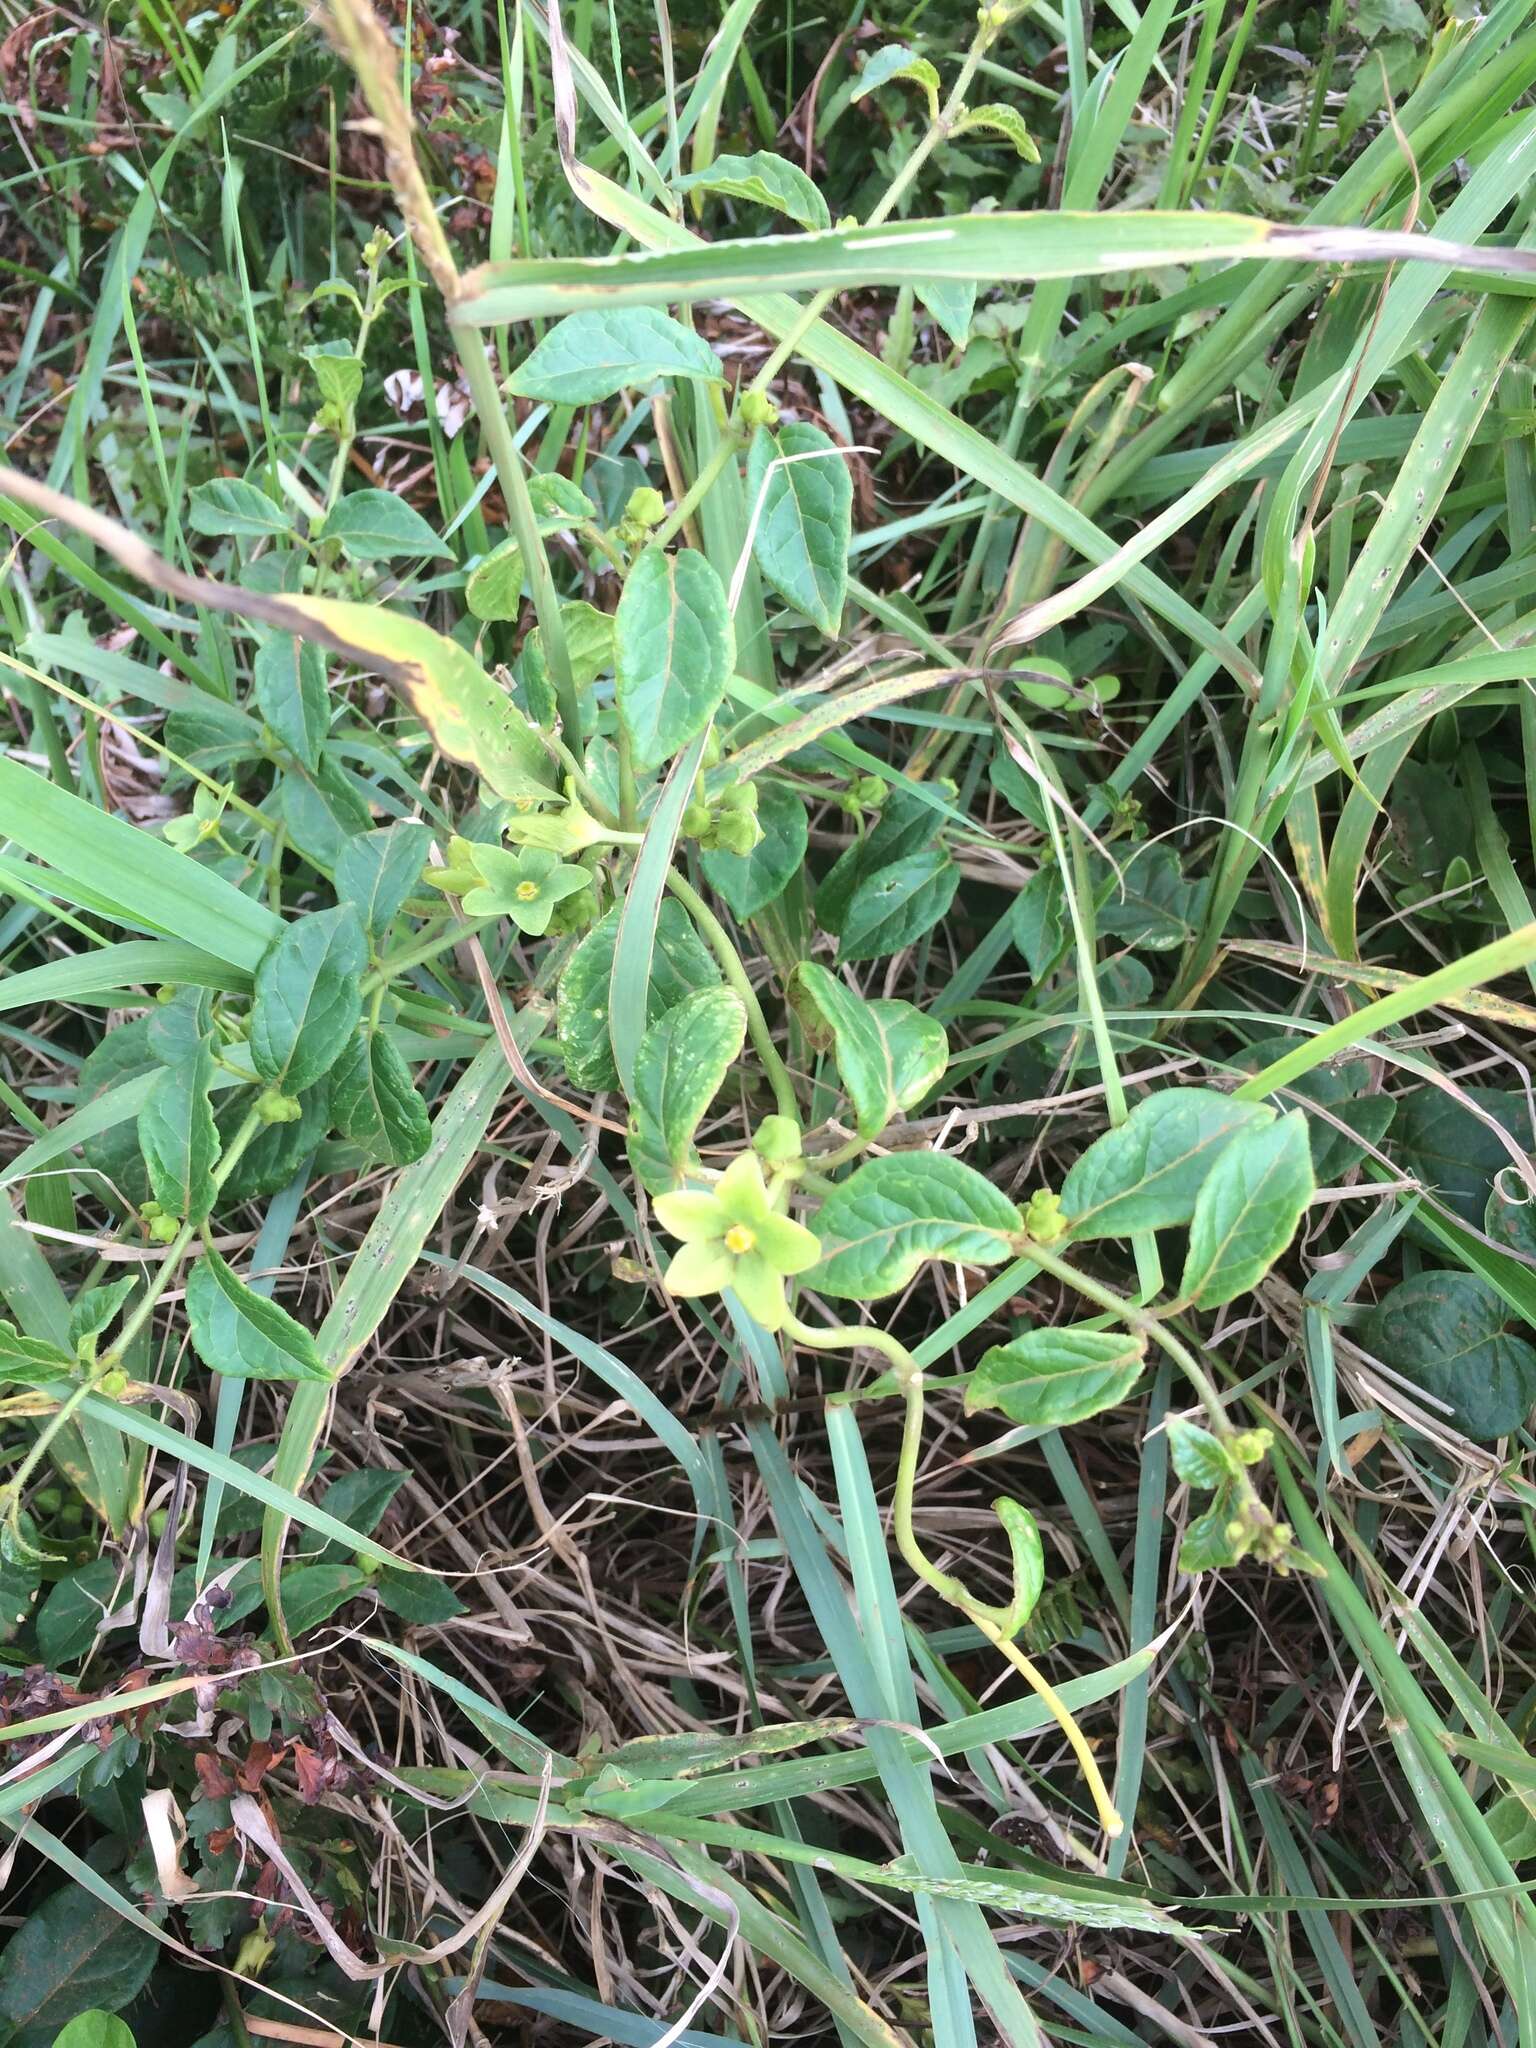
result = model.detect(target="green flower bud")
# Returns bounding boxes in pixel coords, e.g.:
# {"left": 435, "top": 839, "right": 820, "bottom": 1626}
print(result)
{"left": 1019, "top": 1188, "right": 1068, "bottom": 1245}
{"left": 546, "top": 884, "right": 599, "bottom": 936}
{"left": 1230, "top": 1427, "right": 1273, "bottom": 1467}
{"left": 706, "top": 810, "right": 762, "bottom": 857}
{"left": 98, "top": 1367, "right": 130, "bottom": 1398}
{"left": 147, "top": 1213, "right": 182, "bottom": 1245}
{"left": 740, "top": 389, "right": 780, "bottom": 431}
{"left": 681, "top": 801, "right": 713, "bottom": 839}
{"left": 256, "top": 1086, "right": 303, "bottom": 1125}
{"left": 32, "top": 1487, "right": 61, "bottom": 1517}
{"left": 624, "top": 486, "right": 667, "bottom": 530}
{"left": 753, "top": 1115, "right": 802, "bottom": 1164}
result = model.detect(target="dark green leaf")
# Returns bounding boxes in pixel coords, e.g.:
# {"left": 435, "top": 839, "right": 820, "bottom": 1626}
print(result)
{"left": 249, "top": 905, "right": 367, "bottom": 1093}
{"left": 146, "top": 988, "right": 213, "bottom": 1067}
{"left": 374, "top": 1564, "right": 465, "bottom": 1623}
{"left": 674, "top": 151, "right": 830, "bottom": 230}
{"left": 68, "top": 1279, "right": 138, "bottom": 1352}
{"left": 314, "top": 1467, "right": 409, "bottom": 1560}
{"left": 187, "top": 476, "right": 287, "bottom": 539}
{"left": 965, "top": 1326, "right": 1146, "bottom": 1429}
{"left": 330, "top": 1029, "right": 431, "bottom": 1167}
{"left": 254, "top": 635, "right": 329, "bottom": 770}
{"left": 1394, "top": 1086, "right": 1533, "bottom": 1227}
{"left": 626, "top": 987, "right": 747, "bottom": 1194}
{"left": 1234, "top": 1036, "right": 1395, "bottom": 1181}
{"left": 1165, "top": 1417, "right": 1232, "bottom": 1488}
{"left": 37, "top": 1558, "right": 121, "bottom": 1666}
{"left": 558, "top": 901, "right": 719, "bottom": 1092}
{"left": 838, "top": 849, "right": 958, "bottom": 963}
{"left": 700, "top": 781, "right": 808, "bottom": 919}
{"left": 1096, "top": 844, "right": 1207, "bottom": 953}
{"left": 78, "top": 1021, "right": 158, "bottom": 1208}
{"left": 1486, "top": 1184, "right": 1536, "bottom": 1260}
{"left": 279, "top": 1561, "right": 368, "bottom": 1635}
{"left": 319, "top": 488, "right": 452, "bottom": 561}
{"left": 0, "top": 1885, "right": 156, "bottom": 2045}
{"left": 1179, "top": 1111, "right": 1314, "bottom": 1307}
{"left": 746, "top": 422, "right": 852, "bottom": 635}
{"left": 1010, "top": 869, "right": 1064, "bottom": 979}
{"left": 614, "top": 548, "right": 734, "bottom": 772}
{"left": 0, "top": 1322, "right": 76, "bottom": 1385}
{"left": 816, "top": 789, "right": 938, "bottom": 935}
{"left": 137, "top": 1038, "right": 221, "bottom": 1222}
{"left": 217, "top": 1080, "right": 328, "bottom": 1202}
{"left": 1061, "top": 1089, "right": 1275, "bottom": 1239}
{"left": 506, "top": 307, "right": 726, "bottom": 404}
{"left": 810, "top": 1153, "right": 1018, "bottom": 1300}
{"left": 184, "top": 1250, "right": 329, "bottom": 1383}
{"left": 0, "top": 1539, "right": 40, "bottom": 1643}
{"left": 335, "top": 821, "right": 433, "bottom": 939}
{"left": 788, "top": 960, "right": 946, "bottom": 1138}
{"left": 1367, "top": 1270, "right": 1536, "bottom": 1440}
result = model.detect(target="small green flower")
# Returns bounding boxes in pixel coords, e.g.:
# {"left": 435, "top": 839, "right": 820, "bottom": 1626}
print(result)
{"left": 653, "top": 1152, "right": 820, "bottom": 1330}
{"left": 1019, "top": 1188, "right": 1068, "bottom": 1244}
{"left": 461, "top": 846, "right": 591, "bottom": 935}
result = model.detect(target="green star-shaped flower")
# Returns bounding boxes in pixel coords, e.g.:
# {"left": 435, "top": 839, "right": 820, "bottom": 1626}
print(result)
{"left": 653, "top": 1152, "right": 820, "bottom": 1330}
{"left": 461, "top": 846, "right": 590, "bottom": 935}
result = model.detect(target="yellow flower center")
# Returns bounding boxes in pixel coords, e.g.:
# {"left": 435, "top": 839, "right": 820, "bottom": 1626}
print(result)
{"left": 515, "top": 880, "right": 540, "bottom": 902}
{"left": 724, "top": 1223, "right": 756, "bottom": 1256}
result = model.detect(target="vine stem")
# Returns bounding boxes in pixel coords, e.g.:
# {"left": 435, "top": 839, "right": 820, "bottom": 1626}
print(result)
{"left": 106, "top": 1107, "right": 267, "bottom": 1364}
{"left": 748, "top": 17, "right": 1000, "bottom": 397}
{"left": 665, "top": 871, "right": 799, "bottom": 1122}
{"left": 1021, "top": 1235, "right": 1232, "bottom": 1440}
{"left": 778, "top": 1310, "right": 1124, "bottom": 1839}
{"left": 649, "top": 426, "right": 743, "bottom": 554}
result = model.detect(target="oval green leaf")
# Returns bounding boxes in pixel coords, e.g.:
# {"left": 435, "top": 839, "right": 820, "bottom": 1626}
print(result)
{"left": 700, "top": 780, "right": 808, "bottom": 919}
{"left": 249, "top": 904, "right": 367, "bottom": 1095}
{"left": 137, "top": 1038, "right": 221, "bottom": 1224}
{"left": 964, "top": 1326, "right": 1147, "bottom": 1429}
{"left": 1061, "top": 1088, "right": 1275, "bottom": 1240}
{"left": 318, "top": 487, "right": 452, "bottom": 561}
{"left": 1368, "top": 1270, "right": 1536, "bottom": 1441}
{"left": 1179, "top": 1110, "right": 1314, "bottom": 1307}
{"left": 675, "top": 151, "right": 830, "bottom": 232}
{"left": 185, "top": 1248, "right": 330, "bottom": 1383}
{"left": 615, "top": 547, "right": 734, "bottom": 773}
{"left": 838, "top": 848, "right": 958, "bottom": 964}
{"left": 557, "top": 901, "right": 720, "bottom": 1092}
{"left": 788, "top": 960, "right": 946, "bottom": 1139}
{"left": 627, "top": 986, "right": 747, "bottom": 1195}
{"left": 810, "top": 1153, "right": 1018, "bottom": 1300}
{"left": 746, "top": 422, "right": 851, "bottom": 637}
{"left": 507, "top": 307, "right": 726, "bottom": 405}
{"left": 331, "top": 1028, "right": 431, "bottom": 1168}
